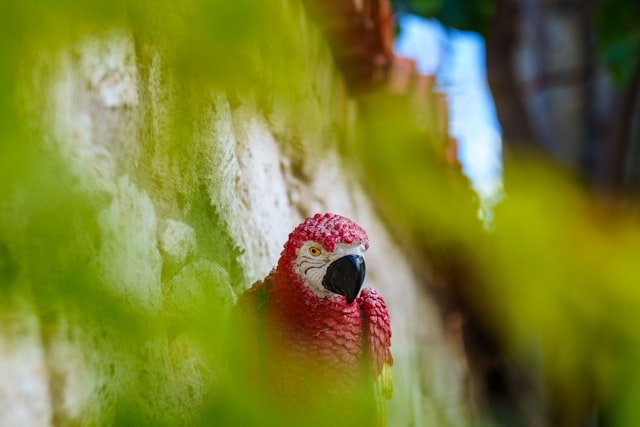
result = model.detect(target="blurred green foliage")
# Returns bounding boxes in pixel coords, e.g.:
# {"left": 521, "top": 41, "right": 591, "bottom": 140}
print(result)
{"left": 0, "top": 0, "right": 381, "bottom": 426}
{"left": 3, "top": 0, "right": 640, "bottom": 426}
{"left": 596, "top": 0, "right": 640, "bottom": 87}
{"left": 358, "top": 86, "right": 640, "bottom": 425}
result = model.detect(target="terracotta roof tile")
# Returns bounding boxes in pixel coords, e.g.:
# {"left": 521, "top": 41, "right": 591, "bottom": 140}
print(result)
{"left": 301, "top": 0, "right": 394, "bottom": 94}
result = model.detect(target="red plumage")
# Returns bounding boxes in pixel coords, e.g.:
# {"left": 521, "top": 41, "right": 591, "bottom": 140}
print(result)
{"left": 236, "top": 213, "right": 393, "bottom": 426}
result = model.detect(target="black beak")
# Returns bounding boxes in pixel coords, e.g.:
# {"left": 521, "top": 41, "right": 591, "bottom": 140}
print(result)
{"left": 322, "top": 255, "right": 366, "bottom": 304}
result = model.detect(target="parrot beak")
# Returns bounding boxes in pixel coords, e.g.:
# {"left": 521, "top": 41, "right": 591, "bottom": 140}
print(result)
{"left": 322, "top": 254, "right": 366, "bottom": 304}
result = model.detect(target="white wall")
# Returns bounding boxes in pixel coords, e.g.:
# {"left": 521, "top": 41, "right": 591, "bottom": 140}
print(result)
{"left": 0, "top": 3, "right": 468, "bottom": 425}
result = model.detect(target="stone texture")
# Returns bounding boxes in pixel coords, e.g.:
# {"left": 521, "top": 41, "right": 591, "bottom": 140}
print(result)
{"left": 97, "top": 176, "right": 163, "bottom": 314}
{"left": 2, "top": 1, "right": 469, "bottom": 426}
{"left": 159, "top": 219, "right": 197, "bottom": 271}
{"left": 0, "top": 302, "right": 52, "bottom": 427}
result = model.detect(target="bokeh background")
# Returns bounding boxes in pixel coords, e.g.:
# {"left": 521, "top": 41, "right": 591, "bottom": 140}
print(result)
{"left": 1, "top": 0, "right": 639, "bottom": 426}
{"left": 364, "top": 0, "right": 640, "bottom": 426}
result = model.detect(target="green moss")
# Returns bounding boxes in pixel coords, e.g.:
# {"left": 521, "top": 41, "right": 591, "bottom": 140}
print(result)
{"left": 0, "top": 0, "right": 353, "bottom": 424}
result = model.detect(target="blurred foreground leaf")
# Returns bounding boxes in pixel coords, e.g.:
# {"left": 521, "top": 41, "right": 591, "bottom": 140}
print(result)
{"left": 359, "top": 88, "right": 640, "bottom": 425}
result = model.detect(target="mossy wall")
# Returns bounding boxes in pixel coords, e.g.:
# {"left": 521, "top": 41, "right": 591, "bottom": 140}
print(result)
{"left": 0, "top": 1, "right": 467, "bottom": 425}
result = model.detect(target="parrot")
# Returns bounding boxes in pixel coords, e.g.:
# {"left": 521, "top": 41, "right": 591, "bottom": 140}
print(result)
{"left": 234, "top": 213, "right": 393, "bottom": 427}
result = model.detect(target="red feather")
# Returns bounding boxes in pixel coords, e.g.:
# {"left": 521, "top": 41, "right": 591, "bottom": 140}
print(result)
{"left": 236, "top": 213, "right": 392, "bottom": 426}
{"left": 359, "top": 287, "right": 393, "bottom": 376}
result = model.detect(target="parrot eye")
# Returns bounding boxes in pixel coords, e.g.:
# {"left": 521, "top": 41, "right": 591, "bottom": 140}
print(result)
{"left": 308, "top": 247, "right": 321, "bottom": 256}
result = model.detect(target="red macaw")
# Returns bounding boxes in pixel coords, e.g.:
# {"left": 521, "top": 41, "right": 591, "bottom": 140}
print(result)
{"left": 236, "top": 213, "right": 393, "bottom": 426}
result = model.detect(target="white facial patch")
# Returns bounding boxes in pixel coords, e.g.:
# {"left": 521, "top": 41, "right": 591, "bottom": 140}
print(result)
{"left": 294, "top": 241, "right": 367, "bottom": 299}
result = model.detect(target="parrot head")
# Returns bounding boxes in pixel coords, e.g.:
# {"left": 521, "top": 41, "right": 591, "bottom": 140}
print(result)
{"left": 278, "top": 213, "right": 369, "bottom": 304}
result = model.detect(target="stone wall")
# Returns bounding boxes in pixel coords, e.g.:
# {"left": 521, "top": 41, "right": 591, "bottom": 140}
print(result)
{"left": 0, "top": 1, "right": 467, "bottom": 425}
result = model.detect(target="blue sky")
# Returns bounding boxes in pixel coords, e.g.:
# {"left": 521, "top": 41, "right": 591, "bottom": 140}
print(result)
{"left": 394, "top": 13, "right": 503, "bottom": 211}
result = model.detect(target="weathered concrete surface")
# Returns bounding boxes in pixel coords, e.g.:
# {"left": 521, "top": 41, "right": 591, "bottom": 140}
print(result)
{"left": 0, "top": 302, "right": 52, "bottom": 427}
{"left": 1, "top": 2, "right": 468, "bottom": 426}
